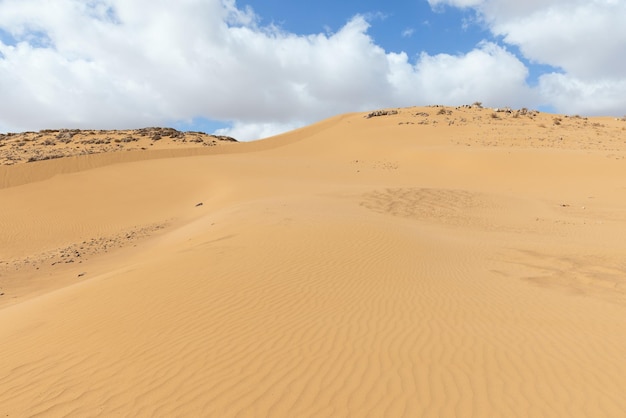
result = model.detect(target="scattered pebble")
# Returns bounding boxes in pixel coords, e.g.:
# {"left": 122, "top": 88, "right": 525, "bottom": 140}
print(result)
{"left": 2, "top": 222, "right": 168, "bottom": 275}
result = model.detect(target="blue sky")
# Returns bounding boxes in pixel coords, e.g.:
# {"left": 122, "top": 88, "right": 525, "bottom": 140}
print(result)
{"left": 241, "top": 0, "right": 563, "bottom": 88}
{"left": 1, "top": 0, "right": 625, "bottom": 140}
{"left": 246, "top": 0, "right": 484, "bottom": 55}
{"left": 177, "top": 0, "right": 497, "bottom": 135}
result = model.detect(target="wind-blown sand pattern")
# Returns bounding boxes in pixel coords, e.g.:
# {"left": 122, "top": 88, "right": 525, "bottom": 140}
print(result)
{"left": 1, "top": 106, "right": 626, "bottom": 417}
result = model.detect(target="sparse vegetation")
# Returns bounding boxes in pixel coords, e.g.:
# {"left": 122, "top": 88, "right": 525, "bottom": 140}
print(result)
{"left": 365, "top": 109, "right": 399, "bottom": 118}
{"left": 81, "top": 138, "right": 111, "bottom": 145}
{"left": 27, "top": 154, "right": 65, "bottom": 163}
{"left": 1, "top": 127, "right": 237, "bottom": 165}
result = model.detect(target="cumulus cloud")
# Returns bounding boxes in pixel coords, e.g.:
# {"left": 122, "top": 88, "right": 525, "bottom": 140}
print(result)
{"left": 428, "top": 0, "right": 484, "bottom": 8}
{"left": 400, "top": 42, "right": 534, "bottom": 108}
{"left": 0, "top": 0, "right": 538, "bottom": 139}
{"left": 401, "top": 28, "right": 415, "bottom": 38}
{"left": 428, "top": 0, "right": 626, "bottom": 115}
{"left": 214, "top": 121, "right": 303, "bottom": 141}
{"left": 1, "top": 0, "right": 619, "bottom": 140}
{"left": 538, "top": 74, "right": 626, "bottom": 115}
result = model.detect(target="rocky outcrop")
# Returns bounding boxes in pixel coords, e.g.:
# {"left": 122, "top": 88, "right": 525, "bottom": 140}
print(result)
{"left": 0, "top": 128, "right": 238, "bottom": 165}
{"left": 365, "top": 109, "right": 399, "bottom": 118}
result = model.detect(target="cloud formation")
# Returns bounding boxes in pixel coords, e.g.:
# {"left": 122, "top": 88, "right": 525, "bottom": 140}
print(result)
{"left": 429, "top": 0, "right": 626, "bottom": 115}
{"left": 0, "top": 0, "right": 623, "bottom": 139}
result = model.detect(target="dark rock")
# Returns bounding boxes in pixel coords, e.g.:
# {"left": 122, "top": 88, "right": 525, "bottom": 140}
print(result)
{"left": 365, "top": 109, "right": 399, "bottom": 119}
{"left": 210, "top": 135, "right": 237, "bottom": 142}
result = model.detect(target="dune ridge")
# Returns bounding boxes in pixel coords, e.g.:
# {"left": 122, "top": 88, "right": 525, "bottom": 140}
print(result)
{"left": 1, "top": 105, "right": 626, "bottom": 417}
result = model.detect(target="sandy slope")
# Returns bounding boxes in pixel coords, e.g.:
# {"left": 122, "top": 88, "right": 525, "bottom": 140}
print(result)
{"left": 1, "top": 106, "right": 626, "bottom": 417}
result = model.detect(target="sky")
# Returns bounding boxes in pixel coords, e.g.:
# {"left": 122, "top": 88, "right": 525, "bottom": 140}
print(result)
{"left": 1, "top": 0, "right": 625, "bottom": 140}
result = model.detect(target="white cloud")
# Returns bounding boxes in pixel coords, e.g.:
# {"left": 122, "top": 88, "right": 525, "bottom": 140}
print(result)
{"left": 402, "top": 28, "right": 415, "bottom": 38}
{"left": 414, "top": 42, "right": 534, "bottom": 107}
{"left": 428, "top": 0, "right": 626, "bottom": 115}
{"left": 381, "top": 42, "right": 536, "bottom": 112}
{"left": 215, "top": 121, "right": 302, "bottom": 141}
{"left": 212, "top": 41, "right": 534, "bottom": 139}
{"left": 428, "top": 0, "right": 484, "bottom": 8}
{"left": 3, "top": 0, "right": 617, "bottom": 140}
{"left": 538, "top": 74, "right": 626, "bottom": 116}
{"left": 483, "top": 1, "right": 626, "bottom": 79}
{"left": 0, "top": 3, "right": 395, "bottom": 138}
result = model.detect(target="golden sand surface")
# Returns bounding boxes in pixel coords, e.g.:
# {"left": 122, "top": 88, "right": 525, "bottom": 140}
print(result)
{"left": 1, "top": 105, "right": 626, "bottom": 417}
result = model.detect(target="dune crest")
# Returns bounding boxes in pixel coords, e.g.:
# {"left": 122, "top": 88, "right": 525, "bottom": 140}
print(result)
{"left": 1, "top": 106, "right": 626, "bottom": 417}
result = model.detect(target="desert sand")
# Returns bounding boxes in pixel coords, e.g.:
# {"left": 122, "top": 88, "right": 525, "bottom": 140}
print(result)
{"left": 1, "top": 105, "right": 625, "bottom": 417}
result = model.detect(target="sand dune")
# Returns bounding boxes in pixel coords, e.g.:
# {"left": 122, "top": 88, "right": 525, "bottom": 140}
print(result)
{"left": 1, "top": 106, "right": 626, "bottom": 417}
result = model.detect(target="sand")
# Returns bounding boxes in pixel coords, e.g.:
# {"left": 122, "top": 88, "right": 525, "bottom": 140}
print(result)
{"left": 1, "top": 105, "right": 626, "bottom": 417}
